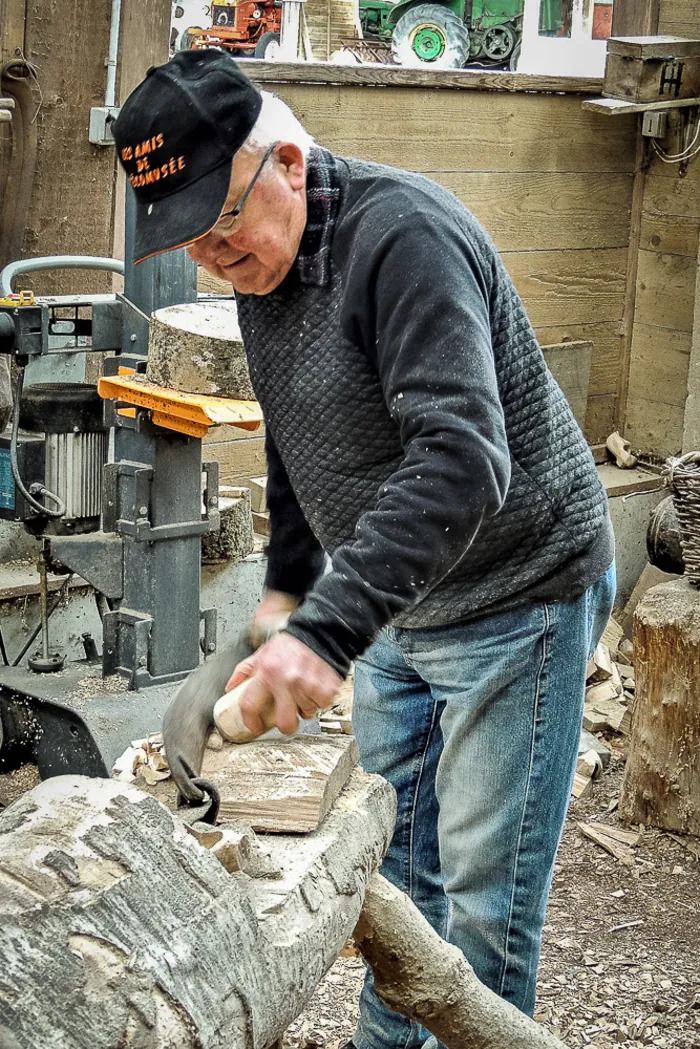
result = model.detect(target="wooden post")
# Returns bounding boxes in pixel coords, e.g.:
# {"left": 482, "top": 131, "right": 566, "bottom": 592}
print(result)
{"left": 620, "top": 578, "right": 700, "bottom": 834}
{"left": 682, "top": 229, "right": 700, "bottom": 452}
{"left": 611, "top": 0, "right": 660, "bottom": 37}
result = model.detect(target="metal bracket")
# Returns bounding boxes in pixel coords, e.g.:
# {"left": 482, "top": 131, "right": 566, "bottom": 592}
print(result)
{"left": 203, "top": 460, "right": 220, "bottom": 535}
{"left": 49, "top": 533, "right": 124, "bottom": 599}
{"left": 102, "top": 608, "right": 152, "bottom": 687}
{"left": 103, "top": 460, "right": 153, "bottom": 536}
{"left": 104, "top": 459, "right": 219, "bottom": 542}
{"left": 200, "top": 607, "right": 218, "bottom": 656}
{"left": 117, "top": 292, "right": 150, "bottom": 357}
{"left": 91, "top": 298, "right": 124, "bottom": 351}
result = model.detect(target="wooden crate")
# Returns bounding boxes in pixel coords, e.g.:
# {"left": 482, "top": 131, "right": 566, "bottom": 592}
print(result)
{"left": 604, "top": 35, "right": 700, "bottom": 102}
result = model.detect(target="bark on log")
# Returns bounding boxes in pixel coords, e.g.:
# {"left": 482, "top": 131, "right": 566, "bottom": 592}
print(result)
{"left": 146, "top": 302, "right": 255, "bottom": 399}
{"left": 354, "top": 874, "right": 569, "bottom": 1049}
{"left": 201, "top": 486, "right": 254, "bottom": 564}
{"left": 0, "top": 769, "right": 395, "bottom": 1049}
{"left": 620, "top": 578, "right": 700, "bottom": 834}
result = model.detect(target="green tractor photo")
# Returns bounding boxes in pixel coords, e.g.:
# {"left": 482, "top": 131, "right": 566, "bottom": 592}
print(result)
{"left": 359, "top": 0, "right": 553, "bottom": 69}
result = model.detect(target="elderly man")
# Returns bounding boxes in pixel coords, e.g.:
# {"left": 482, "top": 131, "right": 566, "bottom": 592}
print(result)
{"left": 114, "top": 51, "right": 615, "bottom": 1049}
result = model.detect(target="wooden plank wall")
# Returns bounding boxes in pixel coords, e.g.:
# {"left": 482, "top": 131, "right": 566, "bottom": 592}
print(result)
{"left": 624, "top": 115, "right": 700, "bottom": 457}
{"left": 0, "top": 0, "right": 171, "bottom": 295}
{"left": 247, "top": 79, "right": 637, "bottom": 442}
{"left": 2, "top": 0, "right": 116, "bottom": 295}
{"left": 658, "top": 0, "right": 700, "bottom": 37}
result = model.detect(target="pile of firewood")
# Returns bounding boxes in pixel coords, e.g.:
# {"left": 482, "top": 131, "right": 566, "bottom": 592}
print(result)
{"left": 574, "top": 618, "right": 634, "bottom": 799}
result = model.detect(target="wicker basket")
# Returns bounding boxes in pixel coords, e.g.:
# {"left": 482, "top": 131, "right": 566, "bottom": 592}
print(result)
{"left": 664, "top": 451, "right": 700, "bottom": 587}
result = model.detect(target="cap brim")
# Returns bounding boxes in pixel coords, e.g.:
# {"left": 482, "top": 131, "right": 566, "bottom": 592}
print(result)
{"left": 132, "top": 157, "right": 233, "bottom": 264}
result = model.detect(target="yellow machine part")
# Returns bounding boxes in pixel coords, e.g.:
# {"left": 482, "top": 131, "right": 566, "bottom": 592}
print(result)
{"left": 98, "top": 373, "right": 263, "bottom": 438}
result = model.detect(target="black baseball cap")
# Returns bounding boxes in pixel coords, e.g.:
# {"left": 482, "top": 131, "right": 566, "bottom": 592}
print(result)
{"left": 113, "top": 50, "right": 262, "bottom": 264}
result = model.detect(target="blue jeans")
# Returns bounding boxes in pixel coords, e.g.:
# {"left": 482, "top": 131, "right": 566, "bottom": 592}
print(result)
{"left": 352, "top": 564, "right": 616, "bottom": 1049}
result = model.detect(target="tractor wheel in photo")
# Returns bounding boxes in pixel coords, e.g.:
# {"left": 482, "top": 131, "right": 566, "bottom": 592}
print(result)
{"left": 255, "top": 31, "right": 281, "bottom": 58}
{"left": 391, "top": 4, "right": 469, "bottom": 68}
{"left": 180, "top": 27, "right": 204, "bottom": 50}
{"left": 482, "top": 22, "right": 517, "bottom": 63}
{"left": 509, "top": 37, "right": 521, "bottom": 71}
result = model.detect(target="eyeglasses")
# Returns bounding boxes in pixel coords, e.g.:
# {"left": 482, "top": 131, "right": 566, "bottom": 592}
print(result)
{"left": 211, "top": 142, "right": 278, "bottom": 238}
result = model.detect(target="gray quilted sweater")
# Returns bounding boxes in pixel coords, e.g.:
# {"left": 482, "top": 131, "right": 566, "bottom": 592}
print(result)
{"left": 235, "top": 150, "right": 613, "bottom": 675}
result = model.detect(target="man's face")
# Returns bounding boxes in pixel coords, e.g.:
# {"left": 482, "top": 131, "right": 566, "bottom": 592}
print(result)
{"left": 187, "top": 142, "right": 307, "bottom": 295}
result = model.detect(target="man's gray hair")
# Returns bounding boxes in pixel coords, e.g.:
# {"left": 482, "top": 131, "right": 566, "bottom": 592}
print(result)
{"left": 241, "top": 91, "right": 315, "bottom": 159}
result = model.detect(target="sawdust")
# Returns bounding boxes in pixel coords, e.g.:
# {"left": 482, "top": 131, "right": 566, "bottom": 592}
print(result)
{"left": 0, "top": 764, "right": 41, "bottom": 809}
{"left": 284, "top": 749, "right": 700, "bottom": 1049}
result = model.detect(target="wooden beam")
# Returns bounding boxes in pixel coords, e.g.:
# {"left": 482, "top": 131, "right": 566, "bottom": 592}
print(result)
{"left": 618, "top": 134, "right": 648, "bottom": 439}
{"left": 245, "top": 58, "right": 603, "bottom": 95}
{"left": 682, "top": 220, "right": 700, "bottom": 451}
{"left": 0, "top": 0, "right": 25, "bottom": 67}
{"left": 583, "top": 95, "right": 700, "bottom": 115}
{"left": 18, "top": 0, "right": 116, "bottom": 295}
{"left": 611, "top": 0, "right": 660, "bottom": 37}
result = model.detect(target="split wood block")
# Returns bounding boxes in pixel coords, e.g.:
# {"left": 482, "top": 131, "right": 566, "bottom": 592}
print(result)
{"left": 586, "top": 678, "right": 622, "bottom": 706}
{"left": 571, "top": 771, "right": 593, "bottom": 800}
{"left": 583, "top": 705, "right": 611, "bottom": 734}
{"left": 617, "top": 662, "right": 635, "bottom": 683}
{"left": 252, "top": 510, "right": 271, "bottom": 537}
{"left": 147, "top": 301, "right": 255, "bottom": 399}
{"left": 247, "top": 475, "right": 268, "bottom": 513}
{"left": 621, "top": 578, "right": 700, "bottom": 835}
{"left": 601, "top": 615, "right": 624, "bottom": 657}
{"left": 586, "top": 696, "right": 629, "bottom": 734}
{"left": 572, "top": 750, "right": 602, "bottom": 799}
{"left": 201, "top": 486, "right": 254, "bottom": 564}
{"left": 589, "top": 642, "right": 613, "bottom": 683}
{"left": 201, "top": 735, "right": 359, "bottom": 834}
{"left": 577, "top": 821, "right": 638, "bottom": 865}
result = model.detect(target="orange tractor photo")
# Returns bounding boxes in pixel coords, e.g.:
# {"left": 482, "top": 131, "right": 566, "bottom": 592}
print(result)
{"left": 181, "top": 0, "right": 282, "bottom": 59}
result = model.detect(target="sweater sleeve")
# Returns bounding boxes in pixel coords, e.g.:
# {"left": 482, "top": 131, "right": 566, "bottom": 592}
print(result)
{"left": 264, "top": 431, "right": 326, "bottom": 599}
{"left": 283, "top": 202, "right": 511, "bottom": 675}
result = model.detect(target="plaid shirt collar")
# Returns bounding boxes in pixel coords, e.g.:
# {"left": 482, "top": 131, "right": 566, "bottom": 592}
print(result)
{"left": 296, "top": 146, "right": 341, "bottom": 287}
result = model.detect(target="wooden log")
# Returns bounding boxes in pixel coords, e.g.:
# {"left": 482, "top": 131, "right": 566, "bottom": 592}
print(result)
{"left": 0, "top": 768, "right": 395, "bottom": 1049}
{"left": 147, "top": 301, "right": 255, "bottom": 399}
{"left": 354, "top": 874, "right": 569, "bottom": 1049}
{"left": 620, "top": 578, "right": 700, "bottom": 833}
{"left": 201, "top": 486, "right": 254, "bottom": 564}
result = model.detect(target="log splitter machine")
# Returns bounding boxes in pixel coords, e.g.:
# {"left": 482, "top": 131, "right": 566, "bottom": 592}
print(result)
{"left": 0, "top": 192, "right": 261, "bottom": 784}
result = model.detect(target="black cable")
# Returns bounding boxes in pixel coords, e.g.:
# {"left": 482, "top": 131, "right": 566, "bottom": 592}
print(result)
{"left": 0, "top": 624, "right": 9, "bottom": 665}
{"left": 12, "top": 573, "right": 73, "bottom": 666}
{"left": 11, "top": 366, "right": 65, "bottom": 518}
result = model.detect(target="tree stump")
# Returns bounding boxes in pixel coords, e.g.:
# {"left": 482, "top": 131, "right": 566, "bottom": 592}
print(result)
{"left": 146, "top": 301, "right": 255, "bottom": 399}
{"left": 0, "top": 770, "right": 395, "bottom": 1049}
{"left": 620, "top": 578, "right": 700, "bottom": 834}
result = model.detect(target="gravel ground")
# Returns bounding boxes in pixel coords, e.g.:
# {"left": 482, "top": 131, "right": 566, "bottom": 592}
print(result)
{"left": 284, "top": 741, "right": 700, "bottom": 1049}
